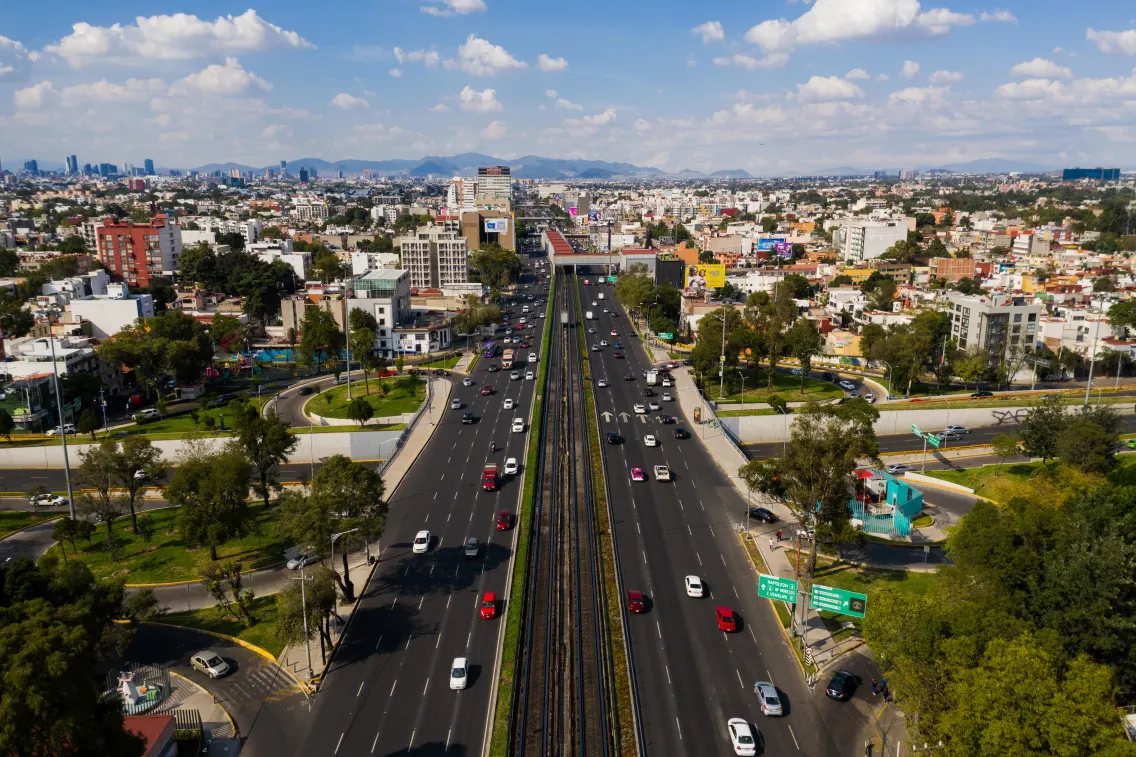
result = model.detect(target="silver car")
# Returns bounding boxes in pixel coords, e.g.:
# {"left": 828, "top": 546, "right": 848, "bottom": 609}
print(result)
{"left": 191, "top": 650, "right": 231, "bottom": 679}
{"left": 464, "top": 537, "right": 479, "bottom": 559}
{"left": 754, "top": 681, "right": 783, "bottom": 716}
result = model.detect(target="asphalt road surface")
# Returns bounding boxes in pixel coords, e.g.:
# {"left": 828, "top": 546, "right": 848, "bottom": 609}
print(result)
{"left": 578, "top": 271, "right": 871, "bottom": 757}
{"left": 290, "top": 259, "right": 550, "bottom": 757}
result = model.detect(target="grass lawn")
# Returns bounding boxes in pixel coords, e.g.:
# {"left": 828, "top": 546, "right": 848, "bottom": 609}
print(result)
{"left": 717, "top": 408, "right": 780, "bottom": 417}
{"left": 926, "top": 455, "right": 1136, "bottom": 498}
{"left": 54, "top": 503, "right": 287, "bottom": 584}
{"left": 306, "top": 376, "right": 426, "bottom": 420}
{"left": 911, "top": 513, "right": 934, "bottom": 528}
{"left": 414, "top": 353, "right": 462, "bottom": 370}
{"left": 0, "top": 511, "right": 61, "bottom": 539}
{"left": 714, "top": 369, "right": 844, "bottom": 405}
{"left": 161, "top": 595, "right": 284, "bottom": 658}
{"left": 886, "top": 395, "right": 1133, "bottom": 412}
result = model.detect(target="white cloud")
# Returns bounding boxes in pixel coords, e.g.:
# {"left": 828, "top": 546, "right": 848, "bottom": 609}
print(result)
{"left": 43, "top": 10, "right": 313, "bottom": 67}
{"left": 545, "top": 89, "right": 558, "bottom": 98}
{"left": 0, "top": 35, "right": 30, "bottom": 80}
{"left": 713, "top": 53, "right": 788, "bottom": 70}
{"left": 421, "top": 0, "right": 487, "bottom": 16}
{"left": 979, "top": 9, "right": 1017, "bottom": 23}
{"left": 580, "top": 109, "right": 617, "bottom": 126}
{"left": 483, "top": 120, "right": 508, "bottom": 139}
{"left": 795, "top": 75, "right": 865, "bottom": 103}
{"left": 929, "top": 69, "right": 962, "bottom": 83}
{"left": 993, "top": 70, "right": 1136, "bottom": 105}
{"left": 691, "top": 21, "right": 725, "bottom": 43}
{"left": 1086, "top": 28, "right": 1136, "bottom": 56}
{"left": 262, "top": 124, "right": 292, "bottom": 139}
{"left": 876, "top": 73, "right": 890, "bottom": 81}
{"left": 65, "top": 77, "right": 166, "bottom": 103}
{"left": 538, "top": 54, "right": 568, "bottom": 72}
{"left": 430, "top": 103, "right": 451, "bottom": 112}
{"left": 845, "top": 68, "right": 871, "bottom": 80}
{"left": 331, "top": 92, "right": 370, "bottom": 109}
{"left": 13, "top": 80, "right": 55, "bottom": 109}
{"left": 915, "top": 8, "right": 975, "bottom": 35}
{"left": 994, "top": 78, "right": 1065, "bottom": 101}
{"left": 446, "top": 35, "right": 527, "bottom": 76}
{"left": 394, "top": 47, "right": 440, "bottom": 66}
{"left": 1010, "top": 58, "right": 1072, "bottom": 79}
{"left": 388, "top": 68, "right": 402, "bottom": 78}
{"left": 171, "top": 57, "right": 270, "bottom": 95}
{"left": 744, "top": 0, "right": 975, "bottom": 62}
{"left": 888, "top": 85, "right": 949, "bottom": 105}
{"left": 554, "top": 97, "right": 584, "bottom": 111}
{"left": 459, "top": 85, "right": 502, "bottom": 111}
{"left": 901, "top": 60, "right": 920, "bottom": 78}
{"left": 634, "top": 118, "right": 652, "bottom": 132}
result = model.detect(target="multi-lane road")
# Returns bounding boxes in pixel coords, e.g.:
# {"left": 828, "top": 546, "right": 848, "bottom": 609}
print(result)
{"left": 290, "top": 261, "right": 552, "bottom": 756}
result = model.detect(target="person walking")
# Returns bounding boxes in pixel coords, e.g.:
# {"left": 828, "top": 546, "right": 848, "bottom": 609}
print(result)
{"left": 768, "top": 537, "right": 776, "bottom": 551}
{"left": 776, "top": 528, "right": 783, "bottom": 542}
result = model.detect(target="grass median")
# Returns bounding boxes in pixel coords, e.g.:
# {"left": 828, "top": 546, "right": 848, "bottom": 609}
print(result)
{"left": 489, "top": 274, "right": 556, "bottom": 756}
{"left": 305, "top": 376, "right": 426, "bottom": 420}
{"left": 161, "top": 594, "right": 284, "bottom": 657}
{"left": 0, "top": 511, "right": 61, "bottom": 539}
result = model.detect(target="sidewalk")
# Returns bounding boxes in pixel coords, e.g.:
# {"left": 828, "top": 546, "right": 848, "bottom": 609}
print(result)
{"left": 163, "top": 671, "right": 240, "bottom": 756}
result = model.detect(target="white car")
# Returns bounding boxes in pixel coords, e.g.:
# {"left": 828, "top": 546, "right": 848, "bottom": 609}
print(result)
{"left": 885, "top": 463, "right": 913, "bottom": 475}
{"left": 528, "top": 353, "right": 538, "bottom": 362}
{"left": 449, "top": 657, "right": 469, "bottom": 690}
{"left": 525, "top": 371, "right": 535, "bottom": 380}
{"left": 412, "top": 530, "right": 431, "bottom": 554}
{"left": 450, "top": 399, "right": 463, "bottom": 410}
{"left": 30, "top": 493, "right": 68, "bottom": 508}
{"left": 597, "top": 378, "right": 608, "bottom": 388}
{"left": 661, "top": 378, "right": 672, "bottom": 387}
{"left": 503, "top": 398, "right": 515, "bottom": 410}
{"left": 600, "top": 340, "right": 608, "bottom": 347}
{"left": 839, "top": 380, "right": 857, "bottom": 391}
{"left": 685, "top": 575, "right": 705, "bottom": 598}
{"left": 648, "top": 402, "right": 661, "bottom": 411}
{"left": 662, "top": 392, "right": 673, "bottom": 402}
{"left": 539, "top": 312, "right": 546, "bottom": 318}
{"left": 137, "top": 408, "right": 159, "bottom": 419}
{"left": 46, "top": 424, "right": 77, "bottom": 436}
{"left": 190, "top": 650, "right": 231, "bottom": 679}
{"left": 510, "top": 371, "right": 521, "bottom": 380}
{"left": 504, "top": 457, "right": 519, "bottom": 475}
{"left": 286, "top": 552, "right": 316, "bottom": 570}
{"left": 644, "top": 434, "right": 658, "bottom": 447}
{"left": 633, "top": 403, "right": 647, "bottom": 414}
{"left": 511, "top": 417, "right": 525, "bottom": 433}
{"left": 653, "top": 465, "right": 671, "bottom": 482}
{"left": 462, "top": 377, "right": 473, "bottom": 387}
{"left": 728, "top": 718, "right": 757, "bottom": 756}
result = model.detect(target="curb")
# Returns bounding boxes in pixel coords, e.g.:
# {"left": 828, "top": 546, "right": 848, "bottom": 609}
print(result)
{"left": 141, "top": 620, "right": 314, "bottom": 695}
{"left": 125, "top": 560, "right": 288, "bottom": 588}
{"left": 0, "top": 514, "right": 63, "bottom": 542}
{"left": 167, "top": 669, "right": 240, "bottom": 738}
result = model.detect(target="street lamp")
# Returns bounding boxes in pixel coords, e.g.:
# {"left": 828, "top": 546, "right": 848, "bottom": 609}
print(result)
{"left": 330, "top": 528, "right": 360, "bottom": 600}
{"left": 775, "top": 405, "right": 790, "bottom": 457}
{"left": 737, "top": 369, "right": 747, "bottom": 404}
{"left": 290, "top": 566, "right": 315, "bottom": 680}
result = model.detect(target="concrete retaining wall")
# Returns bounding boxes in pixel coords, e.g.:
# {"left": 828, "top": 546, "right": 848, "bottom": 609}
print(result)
{"left": 723, "top": 404, "right": 1136, "bottom": 444}
{"left": 902, "top": 471, "right": 976, "bottom": 494}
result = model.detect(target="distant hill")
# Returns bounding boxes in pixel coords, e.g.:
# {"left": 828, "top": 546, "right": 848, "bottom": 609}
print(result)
{"left": 928, "top": 158, "right": 1058, "bottom": 174}
{"left": 710, "top": 169, "right": 752, "bottom": 178}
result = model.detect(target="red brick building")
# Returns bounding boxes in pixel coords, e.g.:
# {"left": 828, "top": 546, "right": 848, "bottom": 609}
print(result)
{"left": 95, "top": 215, "right": 182, "bottom": 288}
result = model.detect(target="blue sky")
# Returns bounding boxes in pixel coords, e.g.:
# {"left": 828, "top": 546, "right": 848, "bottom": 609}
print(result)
{"left": 1, "top": 1, "right": 1135, "bottom": 173}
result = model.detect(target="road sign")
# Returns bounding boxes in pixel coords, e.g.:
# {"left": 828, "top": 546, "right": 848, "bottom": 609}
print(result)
{"left": 758, "top": 575, "right": 798, "bottom": 603}
{"left": 925, "top": 433, "right": 941, "bottom": 448}
{"left": 606, "top": 275, "right": 617, "bottom": 283}
{"left": 656, "top": 332, "right": 674, "bottom": 340}
{"left": 811, "top": 584, "right": 868, "bottom": 618}
{"left": 911, "top": 424, "right": 923, "bottom": 438}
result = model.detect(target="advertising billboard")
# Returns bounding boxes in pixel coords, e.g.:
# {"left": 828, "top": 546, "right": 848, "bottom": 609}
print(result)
{"left": 568, "top": 207, "right": 579, "bottom": 216}
{"left": 484, "top": 218, "right": 509, "bottom": 234}
{"left": 756, "top": 237, "right": 786, "bottom": 252}
{"left": 588, "top": 208, "right": 603, "bottom": 222}
{"left": 774, "top": 241, "right": 793, "bottom": 258}
{"left": 683, "top": 264, "right": 727, "bottom": 290}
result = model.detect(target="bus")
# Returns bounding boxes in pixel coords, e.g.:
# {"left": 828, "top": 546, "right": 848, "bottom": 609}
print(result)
{"left": 501, "top": 349, "right": 515, "bottom": 369}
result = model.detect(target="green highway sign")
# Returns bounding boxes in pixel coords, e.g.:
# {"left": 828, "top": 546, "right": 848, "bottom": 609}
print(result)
{"left": 811, "top": 583, "right": 868, "bottom": 618}
{"left": 607, "top": 275, "right": 617, "bottom": 283}
{"left": 656, "top": 332, "right": 674, "bottom": 340}
{"left": 758, "top": 575, "right": 798, "bottom": 603}
{"left": 926, "top": 433, "right": 942, "bottom": 448}
{"left": 911, "top": 424, "right": 923, "bottom": 438}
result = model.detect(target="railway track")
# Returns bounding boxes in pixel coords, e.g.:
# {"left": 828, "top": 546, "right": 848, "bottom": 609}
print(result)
{"left": 511, "top": 270, "right": 611, "bottom": 757}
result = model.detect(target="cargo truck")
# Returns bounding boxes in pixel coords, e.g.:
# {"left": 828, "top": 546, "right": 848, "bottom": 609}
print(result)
{"left": 482, "top": 464, "right": 498, "bottom": 491}
{"left": 646, "top": 370, "right": 658, "bottom": 386}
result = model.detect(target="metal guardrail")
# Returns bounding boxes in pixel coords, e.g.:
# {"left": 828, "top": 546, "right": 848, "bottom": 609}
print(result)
{"left": 377, "top": 376, "right": 432, "bottom": 477}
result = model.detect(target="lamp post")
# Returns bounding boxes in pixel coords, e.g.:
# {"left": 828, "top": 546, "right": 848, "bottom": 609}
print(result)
{"left": 1084, "top": 310, "right": 1103, "bottom": 408}
{"left": 290, "top": 566, "right": 315, "bottom": 681}
{"left": 330, "top": 527, "right": 359, "bottom": 595}
{"left": 775, "top": 405, "right": 789, "bottom": 457}
{"left": 48, "top": 336, "right": 76, "bottom": 519}
{"left": 737, "top": 369, "right": 747, "bottom": 404}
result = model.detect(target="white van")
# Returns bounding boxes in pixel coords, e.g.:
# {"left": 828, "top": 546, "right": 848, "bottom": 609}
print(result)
{"left": 528, "top": 352, "right": 538, "bottom": 363}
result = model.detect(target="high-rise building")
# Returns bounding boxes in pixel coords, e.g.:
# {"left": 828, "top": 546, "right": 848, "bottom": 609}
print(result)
{"left": 95, "top": 214, "right": 182, "bottom": 288}
{"left": 476, "top": 166, "right": 511, "bottom": 199}
{"left": 280, "top": 160, "right": 288, "bottom": 177}
{"left": 945, "top": 293, "right": 1040, "bottom": 361}
{"left": 144, "top": 158, "right": 155, "bottom": 176}
{"left": 65, "top": 155, "right": 78, "bottom": 174}
{"left": 396, "top": 221, "right": 469, "bottom": 289}
{"left": 23, "top": 160, "right": 38, "bottom": 175}
{"left": 298, "top": 168, "right": 309, "bottom": 184}
{"left": 836, "top": 220, "right": 910, "bottom": 262}
{"left": 1062, "top": 167, "right": 1120, "bottom": 181}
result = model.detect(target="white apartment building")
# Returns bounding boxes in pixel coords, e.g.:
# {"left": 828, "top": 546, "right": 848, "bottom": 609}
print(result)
{"left": 293, "top": 198, "right": 330, "bottom": 222}
{"left": 351, "top": 251, "right": 402, "bottom": 276}
{"left": 945, "top": 293, "right": 1041, "bottom": 360}
{"left": 446, "top": 177, "right": 478, "bottom": 214}
{"left": 41, "top": 269, "right": 110, "bottom": 303}
{"left": 68, "top": 282, "right": 155, "bottom": 339}
{"left": 187, "top": 217, "right": 262, "bottom": 245}
{"left": 836, "top": 220, "right": 910, "bottom": 262}
{"left": 396, "top": 222, "right": 469, "bottom": 289}
{"left": 347, "top": 269, "right": 412, "bottom": 357}
{"left": 248, "top": 240, "right": 309, "bottom": 282}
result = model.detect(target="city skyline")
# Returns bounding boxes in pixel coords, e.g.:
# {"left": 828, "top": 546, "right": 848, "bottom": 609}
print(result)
{"left": 1, "top": 2, "right": 1136, "bottom": 174}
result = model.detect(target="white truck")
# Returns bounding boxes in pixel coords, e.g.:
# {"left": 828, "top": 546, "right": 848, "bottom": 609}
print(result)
{"left": 586, "top": 310, "right": 595, "bottom": 320}
{"left": 646, "top": 370, "right": 658, "bottom": 386}
{"left": 598, "top": 292, "right": 605, "bottom": 300}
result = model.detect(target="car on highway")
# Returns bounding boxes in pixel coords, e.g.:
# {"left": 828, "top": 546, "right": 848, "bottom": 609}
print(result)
{"left": 487, "top": 364, "right": 499, "bottom": 372}
{"left": 462, "top": 377, "right": 473, "bottom": 387}
{"left": 716, "top": 606, "right": 739, "bottom": 632}
{"left": 588, "top": 327, "right": 596, "bottom": 334}
{"left": 885, "top": 463, "right": 913, "bottom": 475}
{"left": 450, "top": 658, "right": 469, "bottom": 690}
{"left": 753, "top": 681, "right": 783, "bottom": 716}
{"left": 659, "top": 414, "right": 676, "bottom": 424}
{"left": 450, "top": 399, "right": 463, "bottom": 410}
{"left": 597, "top": 378, "right": 608, "bottom": 388}
{"left": 525, "top": 371, "right": 535, "bottom": 380}
{"left": 970, "top": 390, "right": 994, "bottom": 398}
{"left": 630, "top": 467, "right": 646, "bottom": 482}
{"left": 626, "top": 591, "right": 646, "bottom": 613}
{"left": 504, "top": 457, "right": 519, "bottom": 475}
{"left": 30, "top": 493, "right": 68, "bottom": 509}
{"left": 653, "top": 465, "right": 671, "bottom": 482}
{"left": 790, "top": 368, "right": 802, "bottom": 376}
{"left": 297, "top": 385, "right": 315, "bottom": 396}
{"left": 848, "top": 390, "right": 859, "bottom": 399}
{"left": 613, "top": 352, "right": 624, "bottom": 359}
{"left": 496, "top": 511, "right": 513, "bottom": 531}
{"left": 286, "top": 552, "right": 316, "bottom": 570}
{"left": 479, "top": 592, "right": 497, "bottom": 620}
{"left": 944, "top": 425, "right": 970, "bottom": 435}
{"left": 727, "top": 718, "right": 757, "bottom": 756}
{"left": 591, "top": 344, "right": 601, "bottom": 352}
{"left": 481, "top": 385, "right": 492, "bottom": 396}
{"left": 46, "top": 424, "right": 77, "bottom": 435}
{"left": 510, "top": 371, "right": 522, "bottom": 380}
{"left": 825, "top": 669, "right": 858, "bottom": 701}
{"left": 462, "top": 411, "right": 476, "bottom": 425}
{"left": 838, "top": 380, "right": 857, "bottom": 391}
{"left": 662, "top": 392, "right": 673, "bottom": 402}
{"left": 685, "top": 575, "right": 705, "bottom": 598}
{"left": 503, "top": 398, "right": 515, "bottom": 410}
{"left": 614, "top": 341, "right": 623, "bottom": 349}
{"left": 644, "top": 434, "right": 658, "bottom": 447}
{"left": 633, "top": 403, "right": 647, "bottom": 414}
{"left": 610, "top": 330, "right": 618, "bottom": 336}
{"left": 648, "top": 402, "right": 661, "bottom": 411}
{"left": 661, "top": 378, "right": 672, "bottom": 387}
{"left": 606, "top": 431, "right": 622, "bottom": 444}
{"left": 511, "top": 417, "right": 525, "bottom": 433}
{"left": 747, "top": 507, "right": 777, "bottom": 523}
{"left": 463, "top": 537, "right": 479, "bottom": 559}
{"left": 624, "top": 373, "right": 635, "bottom": 381}
{"left": 190, "top": 650, "right": 231, "bottom": 679}
{"left": 673, "top": 427, "right": 690, "bottom": 439}
{"left": 642, "top": 388, "right": 655, "bottom": 396}
{"left": 600, "top": 339, "right": 608, "bottom": 347}
{"left": 412, "top": 530, "right": 431, "bottom": 554}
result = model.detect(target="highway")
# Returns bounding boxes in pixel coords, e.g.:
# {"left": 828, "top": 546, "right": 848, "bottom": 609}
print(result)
{"left": 290, "top": 259, "right": 551, "bottom": 756}
{"left": 577, "top": 272, "right": 846, "bottom": 756}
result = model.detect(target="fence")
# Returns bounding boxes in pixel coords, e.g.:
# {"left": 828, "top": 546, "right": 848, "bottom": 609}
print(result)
{"left": 377, "top": 377, "right": 434, "bottom": 477}
{"left": 108, "top": 663, "right": 171, "bottom": 716}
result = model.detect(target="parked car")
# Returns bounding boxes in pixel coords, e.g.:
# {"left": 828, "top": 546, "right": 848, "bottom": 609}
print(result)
{"left": 190, "top": 651, "right": 230, "bottom": 679}
{"left": 825, "top": 669, "right": 858, "bottom": 701}
{"left": 747, "top": 507, "right": 777, "bottom": 523}
{"left": 46, "top": 424, "right": 77, "bottom": 436}
{"left": 970, "top": 390, "right": 994, "bottom": 398}
{"left": 286, "top": 552, "right": 316, "bottom": 570}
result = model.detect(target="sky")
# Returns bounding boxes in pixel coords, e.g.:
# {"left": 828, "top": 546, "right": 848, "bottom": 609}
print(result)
{"left": 1, "top": 0, "right": 1135, "bottom": 174}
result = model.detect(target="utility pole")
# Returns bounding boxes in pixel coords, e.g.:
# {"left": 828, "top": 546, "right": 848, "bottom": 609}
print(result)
{"left": 48, "top": 337, "right": 76, "bottom": 519}
{"left": 719, "top": 300, "right": 727, "bottom": 400}
{"left": 343, "top": 265, "right": 353, "bottom": 401}
{"left": 291, "top": 567, "right": 315, "bottom": 681}
{"left": 99, "top": 389, "right": 108, "bottom": 439}
{"left": 1084, "top": 309, "right": 1103, "bottom": 408}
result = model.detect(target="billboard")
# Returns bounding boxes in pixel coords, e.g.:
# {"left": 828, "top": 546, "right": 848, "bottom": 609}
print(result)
{"left": 485, "top": 218, "right": 509, "bottom": 233}
{"left": 568, "top": 207, "right": 579, "bottom": 216}
{"left": 774, "top": 241, "right": 793, "bottom": 258}
{"left": 588, "top": 208, "right": 603, "bottom": 222}
{"left": 757, "top": 237, "right": 786, "bottom": 252}
{"left": 684, "top": 264, "right": 727, "bottom": 290}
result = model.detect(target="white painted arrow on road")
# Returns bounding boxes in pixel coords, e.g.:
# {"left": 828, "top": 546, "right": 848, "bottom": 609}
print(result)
{"left": 639, "top": 415, "right": 647, "bottom": 424}
{"left": 601, "top": 411, "right": 613, "bottom": 422}
{"left": 618, "top": 412, "right": 630, "bottom": 422}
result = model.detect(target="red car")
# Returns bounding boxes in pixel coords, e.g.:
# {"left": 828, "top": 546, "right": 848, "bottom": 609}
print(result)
{"left": 481, "top": 385, "right": 493, "bottom": 396}
{"left": 627, "top": 591, "right": 646, "bottom": 613}
{"left": 716, "top": 606, "right": 739, "bottom": 633}
{"left": 613, "top": 352, "right": 623, "bottom": 359}
{"left": 495, "top": 511, "right": 513, "bottom": 531}
{"left": 479, "top": 592, "right": 497, "bottom": 619}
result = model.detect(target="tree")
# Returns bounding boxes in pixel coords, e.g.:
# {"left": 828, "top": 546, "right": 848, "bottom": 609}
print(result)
{"left": 227, "top": 401, "right": 298, "bottom": 509}
{"left": 77, "top": 409, "right": 100, "bottom": 440}
{"left": 1058, "top": 407, "right": 1121, "bottom": 474}
{"left": 0, "top": 409, "right": 14, "bottom": 443}
{"left": 124, "top": 588, "right": 165, "bottom": 622}
{"left": 97, "top": 311, "right": 213, "bottom": 392}
{"left": 200, "top": 560, "right": 257, "bottom": 626}
{"left": 785, "top": 318, "right": 822, "bottom": 387}
{"left": 760, "top": 286, "right": 798, "bottom": 390}
{"left": 52, "top": 517, "right": 78, "bottom": 560}
{"left": 167, "top": 443, "right": 254, "bottom": 561}
{"left": 77, "top": 441, "right": 130, "bottom": 545}
{"left": 0, "top": 248, "right": 20, "bottom": 276}
{"left": 991, "top": 433, "right": 1019, "bottom": 473}
{"left": 0, "top": 292, "right": 34, "bottom": 338}
{"left": 879, "top": 239, "right": 920, "bottom": 263}
{"left": 350, "top": 328, "right": 376, "bottom": 393}
{"left": 260, "top": 226, "right": 284, "bottom": 240}
{"left": 395, "top": 355, "right": 405, "bottom": 374}
{"left": 275, "top": 564, "right": 339, "bottom": 663}
{"left": 347, "top": 397, "right": 374, "bottom": 428}
{"left": 217, "top": 231, "right": 246, "bottom": 252}
{"left": 114, "top": 437, "right": 164, "bottom": 533}
{"left": 285, "top": 326, "right": 298, "bottom": 351}
{"left": 57, "top": 235, "right": 89, "bottom": 255}
{"left": 955, "top": 349, "right": 988, "bottom": 390}
{"left": 698, "top": 249, "right": 716, "bottom": 263}
{"left": 954, "top": 276, "right": 984, "bottom": 295}
{"left": 1019, "top": 395, "right": 1067, "bottom": 464}
{"left": 469, "top": 244, "right": 522, "bottom": 289}
{"left": 297, "top": 307, "right": 344, "bottom": 372}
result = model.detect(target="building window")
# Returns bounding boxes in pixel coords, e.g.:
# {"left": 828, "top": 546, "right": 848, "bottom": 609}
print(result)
{"left": 1013, "top": 313, "right": 1022, "bottom": 322}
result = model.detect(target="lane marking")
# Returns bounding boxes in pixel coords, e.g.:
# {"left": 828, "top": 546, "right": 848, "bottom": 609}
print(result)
{"left": 357, "top": 681, "right": 365, "bottom": 697}
{"left": 371, "top": 730, "right": 380, "bottom": 753}
{"left": 409, "top": 730, "right": 417, "bottom": 750}
{"left": 721, "top": 555, "right": 727, "bottom": 566}
{"left": 788, "top": 725, "right": 800, "bottom": 750}
{"left": 676, "top": 718, "right": 683, "bottom": 740}
{"left": 708, "top": 525, "right": 715, "bottom": 537}
{"left": 696, "top": 553, "right": 702, "bottom": 566}
{"left": 665, "top": 665, "right": 671, "bottom": 684}
{"left": 436, "top": 633, "right": 442, "bottom": 649}
{"left": 405, "top": 637, "right": 412, "bottom": 650}
{"left": 733, "top": 586, "right": 739, "bottom": 598}
{"left": 390, "top": 680, "right": 397, "bottom": 697}
{"left": 736, "top": 669, "right": 744, "bottom": 690}
{"left": 446, "top": 729, "right": 452, "bottom": 751}
{"left": 422, "top": 678, "right": 429, "bottom": 696}
{"left": 467, "top": 631, "right": 472, "bottom": 647}
{"left": 636, "top": 522, "right": 641, "bottom": 534}
{"left": 446, "top": 595, "right": 451, "bottom": 609}
{"left": 656, "top": 621, "right": 662, "bottom": 639}
{"left": 642, "top": 550, "right": 647, "bottom": 564}
{"left": 687, "top": 525, "right": 692, "bottom": 536}
{"left": 375, "top": 635, "right": 383, "bottom": 651}
{"left": 334, "top": 733, "right": 344, "bottom": 754}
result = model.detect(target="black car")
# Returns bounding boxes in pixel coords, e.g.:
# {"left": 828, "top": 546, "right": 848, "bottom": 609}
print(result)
{"left": 297, "top": 386, "right": 314, "bottom": 396}
{"left": 435, "top": 369, "right": 448, "bottom": 376}
{"left": 673, "top": 427, "right": 690, "bottom": 439}
{"left": 970, "top": 390, "right": 994, "bottom": 398}
{"left": 462, "top": 412, "right": 475, "bottom": 424}
{"left": 748, "top": 507, "right": 777, "bottom": 523}
{"left": 659, "top": 414, "right": 676, "bottom": 424}
{"left": 821, "top": 372, "right": 835, "bottom": 381}
{"left": 624, "top": 373, "right": 635, "bottom": 381}
{"left": 825, "top": 670, "right": 858, "bottom": 701}
{"left": 642, "top": 388, "right": 656, "bottom": 397}
{"left": 487, "top": 364, "right": 499, "bottom": 372}
{"left": 606, "top": 431, "right": 622, "bottom": 445}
